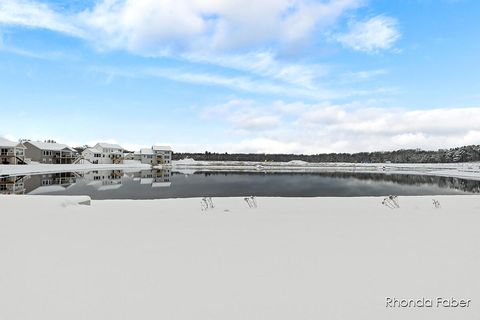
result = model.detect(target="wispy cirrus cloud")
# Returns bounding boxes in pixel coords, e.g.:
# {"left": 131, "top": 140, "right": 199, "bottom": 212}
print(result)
{"left": 183, "top": 51, "right": 330, "bottom": 90}
{"left": 91, "top": 64, "right": 395, "bottom": 101}
{"left": 0, "top": 0, "right": 86, "bottom": 37}
{"left": 90, "top": 65, "right": 336, "bottom": 100}
{"left": 0, "top": 39, "right": 69, "bottom": 60}
{"left": 334, "top": 15, "right": 401, "bottom": 53}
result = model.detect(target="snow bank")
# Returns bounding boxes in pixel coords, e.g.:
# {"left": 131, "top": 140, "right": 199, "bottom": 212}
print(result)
{"left": 288, "top": 160, "right": 309, "bottom": 165}
{"left": 175, "top": 158, "right": 197, "bottom": 164}
{"left": 171, "top": 161, "right": 480, "bottom": 181}
{"left": 0, "top": 194, "right": 91, "bottom": 206}
{"left": 1, "top": 195, "right": 479, "bottom": 319}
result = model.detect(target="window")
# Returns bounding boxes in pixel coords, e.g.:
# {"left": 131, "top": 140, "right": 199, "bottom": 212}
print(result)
{"left": 0, "top": 148, "right": 8, "bottom": 155}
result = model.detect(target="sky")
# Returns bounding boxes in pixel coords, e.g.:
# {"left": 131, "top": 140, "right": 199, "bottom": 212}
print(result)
{"left": 0, "top": 0, "right": 479, "bottom": 153}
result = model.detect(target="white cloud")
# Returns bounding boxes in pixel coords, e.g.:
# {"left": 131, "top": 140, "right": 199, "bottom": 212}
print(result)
{"left": 1, "top": 0, "right": 364, "bottom": 55}
{"left": 339, "top": 69, "right": 388, "bottom": 83}
{"left": 335, "top": 15, "right": 400, "bottom": 53}
{"left": 196, "top": 99, "right": 480, "bottom": 153}
{"left": 0, "top": 0, "right": 86, "bottom": 37}
{"left": 0, "top": 0, "right": 398, "bottom": 101}
{"left": 202, "top": 99, "right": 281, "bottom": 132}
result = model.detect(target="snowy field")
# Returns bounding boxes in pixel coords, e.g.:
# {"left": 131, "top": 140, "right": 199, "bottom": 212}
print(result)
{"left": 1, "top": 195, "right": 479, "bottom": 320}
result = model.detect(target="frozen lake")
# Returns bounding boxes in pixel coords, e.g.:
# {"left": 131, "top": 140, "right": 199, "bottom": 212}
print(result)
{"left": 2, "top": 169, "right": 479, "bottom": 199}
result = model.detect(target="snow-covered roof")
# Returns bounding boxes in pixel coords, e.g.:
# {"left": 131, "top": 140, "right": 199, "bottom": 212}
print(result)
{"left": 140, "top": 148, "right": 154, "bottom": 155}
{"left": 26, "top": 141, "right": 75, "bottom": 152}
{"left": 82, "top": 147, "right": 103, "bottom": 154}
{"left": 152, "top": 145, "right": 172, "bottom": 152}
{"left": 0, "top": 137, "right": 25, "bottom": 148}
{"left": 95, "top": 142, "right": 124, "bottom": 150}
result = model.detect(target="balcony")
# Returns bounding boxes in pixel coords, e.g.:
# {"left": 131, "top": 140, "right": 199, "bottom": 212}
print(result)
{"left": 53, "top": 153, "right": 76, "bottom": 158}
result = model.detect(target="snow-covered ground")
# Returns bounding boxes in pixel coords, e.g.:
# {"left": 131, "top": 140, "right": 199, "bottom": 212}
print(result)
{"left": 0, "top": 161, "right": 151, "bottom": 176}
{"left": 1, "top": 195, "right": 479, "bottom": 320}
{"left": 174, "top": 160, "right": 480, "bottom": 180}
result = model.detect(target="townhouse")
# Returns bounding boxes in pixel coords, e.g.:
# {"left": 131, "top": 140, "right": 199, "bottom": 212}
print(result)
{"left": 0, "top": 137, "right": 26, "bottom": 165}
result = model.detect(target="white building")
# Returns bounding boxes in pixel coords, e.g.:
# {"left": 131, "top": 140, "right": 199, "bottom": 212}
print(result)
{"left": 82, "top": 147, "right": 105, "bottom": 164}
{"left": 0, "top": 137, "right": 26, "bottom": 165}
{"left": 152, "top": 146, "right": 172, "bottom": 165}
{"left": 137, "top": 145, "right": 172, "bottom": 165}
{"left": 137, "top": 148, "right": 155, "bottom": 164}
{"left": 82, "top": 143, "right": 125, "bottom": 164}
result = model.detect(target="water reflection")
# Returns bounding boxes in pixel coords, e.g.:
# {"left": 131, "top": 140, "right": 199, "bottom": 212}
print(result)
{"left": 1, "top": 169, "right": 479, "bottom": 199}
{"left": 0, "top": 175, "right": 29, "bottom": 195}
{"left": 25, "top": 172, "right": 79, "bottom": 194}
{"left": 83, "top": 170, "right": 123, "bottom": 191}
{"left": 133, "top": 169, "right": 172, "bottom": 188}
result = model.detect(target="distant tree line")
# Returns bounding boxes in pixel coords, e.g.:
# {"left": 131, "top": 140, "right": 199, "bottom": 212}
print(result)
{"left": 172, "top": 145, "right": 480, "bottom": 163}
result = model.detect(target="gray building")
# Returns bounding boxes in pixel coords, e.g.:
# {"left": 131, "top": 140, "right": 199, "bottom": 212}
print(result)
{"left": 24, "top": 141, "right": 78, "bottom": 164}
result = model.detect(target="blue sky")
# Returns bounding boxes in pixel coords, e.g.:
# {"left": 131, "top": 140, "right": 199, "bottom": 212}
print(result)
{"left": 0, "top": 0, "right": 479, "bottom": 153}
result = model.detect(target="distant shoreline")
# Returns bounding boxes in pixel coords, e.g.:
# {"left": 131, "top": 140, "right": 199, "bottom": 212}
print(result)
{"left": 2, "top": 160, "right": 480, "bottom": 181}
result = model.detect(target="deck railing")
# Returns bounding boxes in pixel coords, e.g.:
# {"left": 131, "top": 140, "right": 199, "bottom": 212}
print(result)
{"left": 0, "top": 151, "right": 15, "bottom": 156}
{"left": 53, "top": 154, "right": 76, "bottom": 158}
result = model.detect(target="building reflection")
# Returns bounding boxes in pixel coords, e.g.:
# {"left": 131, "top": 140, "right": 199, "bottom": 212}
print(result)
{"left": 2, "top": 169, "right": 174, "bottom": 195}
{"left": 133, "top": 169, "right": 172, "bottom": 188}
{"left": 83, "top": 170, "right": 124, "bottom": 191}
{"left": 0, "top": 175, "right": 29, "bottom": 195}
{"left": 24, "top": 172, "right": 79, "bottom": 194}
